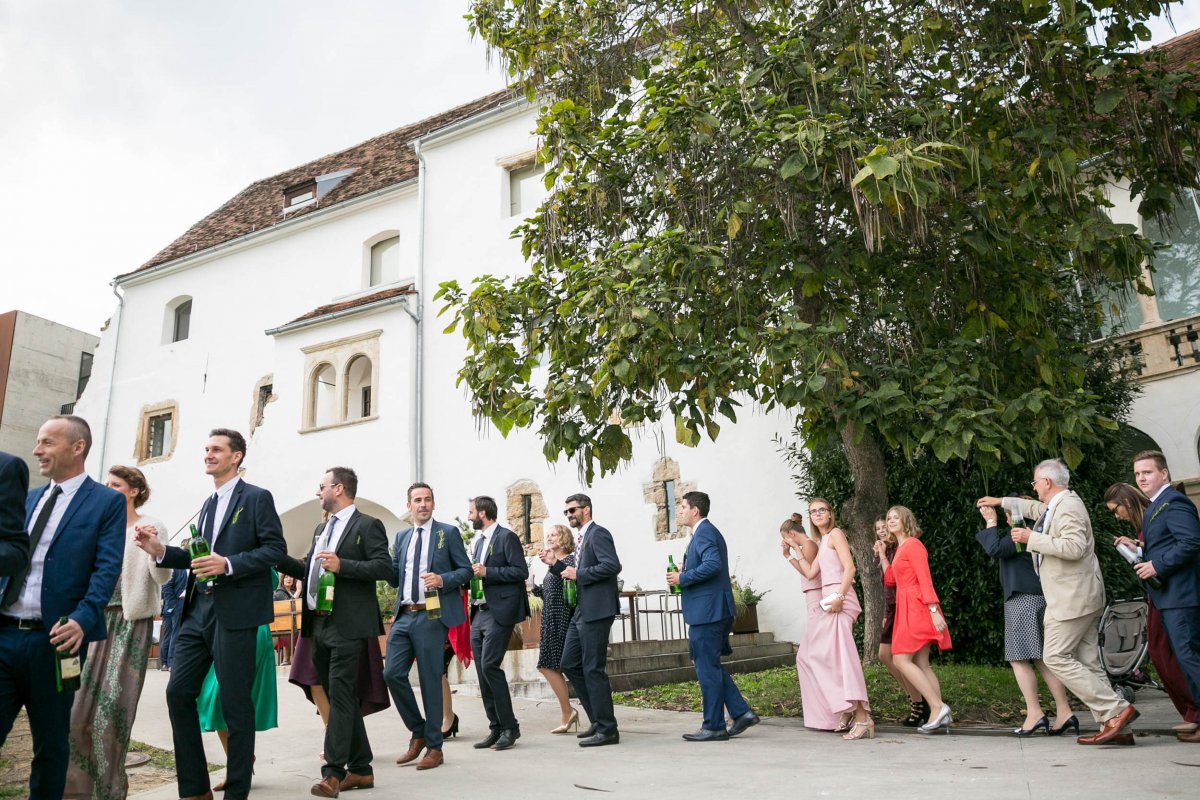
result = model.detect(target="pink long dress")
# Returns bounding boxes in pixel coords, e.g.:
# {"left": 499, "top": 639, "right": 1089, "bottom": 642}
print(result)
{"left": 795, "top": 535, "right": 870, "bottom": 730}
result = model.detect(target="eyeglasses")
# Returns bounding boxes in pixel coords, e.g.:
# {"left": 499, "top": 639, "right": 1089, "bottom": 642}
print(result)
{"left": 810, "top": 508, "right": 830, "bottom": 516}
{"left": 318, "top": 483, "right": 341, "bottom": 491}
{"left": 1030, "top": 477, "right": 1046, "bottom": 488}
{"left": 563, "top": 506, "right": 581, "bottom": 516}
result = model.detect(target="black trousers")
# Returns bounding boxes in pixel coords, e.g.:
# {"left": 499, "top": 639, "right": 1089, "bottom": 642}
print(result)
{"left": 165, "top": 593, "right": 258, "bottom": 800}
{"left": 561, "top": 615, "right": 617, "bottom": 735}
{"left": 313, "top": 617, "right": 372, "bottom": 779}
{"left": 470, "top": 608, "right": 517, "bottom": 731}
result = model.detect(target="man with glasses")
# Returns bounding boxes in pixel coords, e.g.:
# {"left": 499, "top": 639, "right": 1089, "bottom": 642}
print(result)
{"left": 541, "top": 494, "right": 622, "bottom": 746}
{"left": 979, "top": 458, "right": 1137, "bottom": 745}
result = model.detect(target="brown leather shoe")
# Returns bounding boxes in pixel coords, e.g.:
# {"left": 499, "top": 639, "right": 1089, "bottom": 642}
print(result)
{"left": 180, "top": 793, "right": 214, "bottom": 800}
{"left": 339, "top": 772, "right": 375, "bottom": 790}
{"left": 311, "top": 775, "right": 340, "bottom": 797}
{"left": 415, "top": 749, "right": 443, "bottom": 771}
{"left": 1077, "top": 705, "right": 1139, "bottom": 745}
{"left": 395, "top": 738, "right": 426, "bottom": 765}
{"left": 1178, "top": 728, "right": 1200, "bottom": 743}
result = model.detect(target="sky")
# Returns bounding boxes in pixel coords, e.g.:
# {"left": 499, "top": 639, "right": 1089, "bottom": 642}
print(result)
{"left": 2, "top": 1, "right": 1198, "bottom": 335}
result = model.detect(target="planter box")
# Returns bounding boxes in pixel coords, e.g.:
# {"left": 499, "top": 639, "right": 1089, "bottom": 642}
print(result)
{"left": 731, "top": 605, "right": 759, "bottom": 634}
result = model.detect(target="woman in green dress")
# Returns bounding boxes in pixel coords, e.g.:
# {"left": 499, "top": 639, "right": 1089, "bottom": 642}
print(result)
{"left": 198, "top": 570, "right": 280, "bottom": 790}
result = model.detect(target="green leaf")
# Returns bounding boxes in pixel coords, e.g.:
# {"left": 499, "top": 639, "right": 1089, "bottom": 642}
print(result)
{"left": 780, "top": 153, "right": 805, "bottom": 180}
{"left": 865, "top": 153, "right": 900, "bottom": 179}
{"left": 1094, "top": 89, "right": 1123, "bottom": 115}
{"left": 727, "top": 212, "right": 742, "bottom": 239}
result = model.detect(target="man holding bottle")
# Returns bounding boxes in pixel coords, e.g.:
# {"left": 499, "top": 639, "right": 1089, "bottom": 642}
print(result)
{"left": 278, "top": 467, "right": 391, "bottom": 795}
{"left": 382, "top": 483, "right": 471, "bottom": 772}
{"left": 0, "top": 416, "right": 123, "bottom": 800}
{"left": 542, "top": 493, "right": 622, "bottom": 747}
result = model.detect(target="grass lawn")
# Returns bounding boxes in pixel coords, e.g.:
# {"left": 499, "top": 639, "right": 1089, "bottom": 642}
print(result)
{"left": 615, "top": 663, "right": 1079, "bottom": 726}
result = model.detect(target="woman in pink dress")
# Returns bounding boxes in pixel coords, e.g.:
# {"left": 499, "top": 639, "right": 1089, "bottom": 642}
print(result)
{"left": 880, "top": 505, "right": 952, "bottom": 734}
{"left": 783, "top": 500, "right": 873, "bottom": 740}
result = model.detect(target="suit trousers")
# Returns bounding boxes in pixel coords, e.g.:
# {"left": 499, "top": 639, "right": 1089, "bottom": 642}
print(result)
{"left": 688, "top": 618, "right": 750, "bottom": 731}
{"left": 470, "top": 608, "right": 517, "bottom": 731}
{"left": 159, "top": 608, "right": 180, "bottom": 669}
{"left": 1159, "top": 606, "right": 1200, "bottom": 706}
{"left": 383, "top": 609, "right": 446, "bottom": 749}
{"left": 0, "top": 627, "right": 80, "bottom": 800}
{"left": 560, "top": 615, "right": 618, "bottom": 735}
{"left": 165, "top": 593, "right": 258, "bottom": 800}
{"left": 313, "top": 616, "right": 372, "bottom": 779}
{"left": 1042, "top": 609, "right": 1126, "bottom": 723}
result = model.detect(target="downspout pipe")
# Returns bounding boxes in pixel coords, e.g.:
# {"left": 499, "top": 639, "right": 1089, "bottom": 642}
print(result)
{"left": 96, "top": 280, "right": 124, "bottom": 475}
{"left": 412, "top": 140, "right": 427, "bottom": 481}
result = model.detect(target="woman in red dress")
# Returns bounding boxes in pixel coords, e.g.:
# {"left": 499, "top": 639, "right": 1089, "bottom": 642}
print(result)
{"left": 879, "top": 505, "right": 953, "bottom": 733}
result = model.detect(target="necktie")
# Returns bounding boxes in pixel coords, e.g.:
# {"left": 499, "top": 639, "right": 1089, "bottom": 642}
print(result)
{"left": 1032, "top": 509, "right": 1049, "bottom": 573}
{"left": 202, "top": 492, "right": 219, "bottom": 545}
{"left": 308, "top": 517, "right": 337, "bottom": 608}
{"left": 2, "top": 485, "right": 63, "bottom": 608}
{"left": 411, "top": 527, "right": 424, "bottom": 603}
{"left": 473, "top": 534, "right": 485, "bottom": 563}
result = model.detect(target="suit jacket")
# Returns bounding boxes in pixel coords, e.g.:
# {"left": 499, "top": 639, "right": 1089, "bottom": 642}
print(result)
{"left": 1014, "top": 493, "right": 1105, "bottom": 621}
{"left": 474, "top": 525, "right": 529, "bottom": 627}
{"left": 161, "top": 567, "right": 187, "bottom": 616}
{"left": 551, "top": 521, "right": 621, "bottom": 622}
{"left": 160, "top": 480, "right": 286, "bottom": 630}
{"left": 387, "top": 519, "right": 472, "bottom": 629}
{"left": 974, "top": 526, "right": 1043, "bottom": 600}
{"left": 1142, "top": 485, "right": 1200, "bottom": 610}
{"left": 0, "top": 452, "right": 30, "bottom": 577}
{"left": 278, "top": 508, "right": 392, "bottom": 640}
{"left": 678, "top": 518, "right": 736, "bottom": 626}
{"left": 0, "top": 476, "right": 125, "bottom": 646}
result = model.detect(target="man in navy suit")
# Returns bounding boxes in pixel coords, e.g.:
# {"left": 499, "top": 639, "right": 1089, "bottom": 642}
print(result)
{"left": 467, "top": 495, "right": 529, "bottom": 751}
{"left": 0, "top": 451, "right": 30, "bottom": 576}
{"left": 135, "top": 429, "right": 285, "bottom": 800}
{"left": 542, "top": 492, "right": 622, "bottom": 747}
{"left": 1130, "top": 450, "right": 1200, "bottom": 743}
{"left": 0, "top": 416, "right": 124, "bottom": 799}
{"left": 279, "top": 467, "right": 392, "bottom": 795}
{"left": 667, "top": 491, "right": 759, "bottom": 741}
{"left": 384, "top": 482, "right": 471, "bottom": 772}
{"left": 158, "top": 567, "right": 187, "bottom": 670}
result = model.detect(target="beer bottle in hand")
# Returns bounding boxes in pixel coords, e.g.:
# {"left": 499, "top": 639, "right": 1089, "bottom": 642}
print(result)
{"left": 425, "top": 581, "right": 442, "bottom": 619}
{"left": 187, "top": 524, "right": 215, "bottom": 583}
{"left": 668, "top": 555, "right": 682, "bottom": 595}
{"left": 316, "top": 568, "right": 335, "bottom": 613}
{"left": 55, "top": 617, "right": 82, "bottom": 693}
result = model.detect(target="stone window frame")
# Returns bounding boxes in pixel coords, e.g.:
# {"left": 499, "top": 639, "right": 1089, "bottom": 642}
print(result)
{"left": 300, "top": 330, "right": 381, "bottom": 433}
{"left": 498, "top": 149, "right": 545, "bottom": 219}
{"left": 134, "top": 400, "right": 180, "bottom": 466}
{"left": 506, "top": 479, "right": 548, "bottom": 557}
{"left": 643, "top": 457, "right": 695, "bottom": 541}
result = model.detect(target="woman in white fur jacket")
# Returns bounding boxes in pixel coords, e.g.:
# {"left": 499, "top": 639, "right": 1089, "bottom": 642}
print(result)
{"left": 66, "top": 465, "right": 171, "bottom": 800}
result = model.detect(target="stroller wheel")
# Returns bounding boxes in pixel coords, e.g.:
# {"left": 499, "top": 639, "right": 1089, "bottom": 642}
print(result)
{"left": 1116, "top": 684, "right": 1136, "bottom": 704}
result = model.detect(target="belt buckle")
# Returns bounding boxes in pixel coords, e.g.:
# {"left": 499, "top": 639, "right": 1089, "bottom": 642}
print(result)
{"left": 17, "top": 618, "right": 41, "bottom": 631}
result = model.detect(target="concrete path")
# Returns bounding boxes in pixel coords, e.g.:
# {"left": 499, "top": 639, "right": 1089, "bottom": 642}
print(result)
{"left": 130, "top": 666, "right": 1200, "bottom": 800}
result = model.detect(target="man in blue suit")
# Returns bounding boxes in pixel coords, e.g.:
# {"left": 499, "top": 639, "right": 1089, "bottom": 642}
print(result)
{"left": 383, "top": 482, "right": 471, "bottom": 772}
{"left": 135, "top": 428, "right": 285, "bottom": 800}
{"left": 0, "top": 416, "right": 124, "bottom": 799}
{"left": 158, "top": 567, "right": 187, "bottom": 670}
{"left": 0, "top": 451, "right": 31, "bottom": 576}
{"left": 667, "top": 491, "right": 759, "bottom": 741}
{"left": 1130, "top": 450, "right": 1200, "bottom": 743}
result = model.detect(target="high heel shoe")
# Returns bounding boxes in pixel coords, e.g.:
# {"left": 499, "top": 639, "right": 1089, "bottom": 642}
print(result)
{"left": 1048, "top": 714, "right": 1079, "bottom": 736}
{"left": 842, "top": 719, "right": 875, "bottom": 741}
{"left": 551, "top": 708, "right": 580, "bottom": 734}
{"left": 917, "top": 704, "right": 952, "bottom": 734}
{"left": 1013, "top": 715, "right": 1049, "bottom": 737}
{"left": 442, "top": 713, "right": 460, "bottom": 739}
{"left": 902, "top": 698, "right": 930, "bottom": 727}
{"left": 833, "top": 712, "right": 854, "bottom": 733}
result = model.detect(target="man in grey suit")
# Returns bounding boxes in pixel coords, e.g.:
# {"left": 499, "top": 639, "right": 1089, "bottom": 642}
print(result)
{"left": 383, "top": 483, "right": 471, "bottom": 771}
{"left": 277, "top": 467, "right": 391, "bottom": 797}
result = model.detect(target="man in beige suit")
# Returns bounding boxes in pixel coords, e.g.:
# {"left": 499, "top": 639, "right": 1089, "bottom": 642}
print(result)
{"left": 979, "top": 458, "right": 1138, "bottom": 745}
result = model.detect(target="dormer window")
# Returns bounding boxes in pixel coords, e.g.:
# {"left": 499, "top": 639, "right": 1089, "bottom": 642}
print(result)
{"left": 284, "top": 180, "right": 317, "bottom": 209}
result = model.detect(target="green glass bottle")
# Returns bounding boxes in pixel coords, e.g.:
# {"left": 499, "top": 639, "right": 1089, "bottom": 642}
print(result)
{"left": 562, "top": 577, "right": 577, "bottom": 607}
{"left": 470, "top": 555, "right": 484, "bottom": 600}
{"left": 425, "top": 583, "right": 442, "bottom": 619}
{"left": 316, "top": 568, "right": 335, "bottom": 614}
{"left": 668, "top": 555, "right": 682, "bottom": 595}
{"left": 187, "top": 524, "right": 214, "bottom": 583}
{"left": 55, "top": 617, "right": 82, "bottom": 693}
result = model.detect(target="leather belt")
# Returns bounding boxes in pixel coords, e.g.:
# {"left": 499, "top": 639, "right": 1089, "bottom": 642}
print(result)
{"left": 0, "top": 616, "right": 44, "bottom": 630}
{"left": 399, "top": 603, "right": 427, "bottom": 613}
{"left": 473, "top": 603, "right": 489, "bottom": 612}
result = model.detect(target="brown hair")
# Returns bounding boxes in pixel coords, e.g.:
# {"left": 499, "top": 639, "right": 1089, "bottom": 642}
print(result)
{"left": 780, "top": 513, "right": 805, "bottom": 535}
{"left": 1103, "top": 482, "right": 1149, "bottom": 534}
{"left": 546, "top": 524, "right": 576, "bottom": 555}
{"left": 806, "top": 498, "right": 837, "bottom": 541}
{"left": 874, "top": 516, "right": 897, "bottom": 546}
{"left": 887, "top": 505, "right": 923, "bottom": 539}
{"left": 108, "top": 465, "right": 150, "bottom": 508}
{"left": 1132, "top": 450, "right": 1168, "bottom": 472}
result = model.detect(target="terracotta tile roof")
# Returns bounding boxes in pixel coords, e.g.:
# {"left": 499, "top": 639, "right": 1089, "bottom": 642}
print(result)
{"left": 279, "top": 284, "right": 416, "bottom": 328}
{"left": 128, "top": 89, "right": 515, "bottom": 276}
{"left": 1155, "top": 26, "right": 1200, "bottom": 73}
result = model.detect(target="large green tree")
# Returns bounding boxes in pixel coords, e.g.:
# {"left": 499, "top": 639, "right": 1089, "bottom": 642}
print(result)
{"left": 440, "top": 0, "right": 1200, "bottom": 655}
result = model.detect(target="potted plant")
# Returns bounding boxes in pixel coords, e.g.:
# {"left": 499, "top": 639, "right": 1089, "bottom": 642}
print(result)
{"left": 731, "top": 577, "right": 768, "bottom": 634}
{"left": 377, "top": 581, "right": 398, "bottom": 655}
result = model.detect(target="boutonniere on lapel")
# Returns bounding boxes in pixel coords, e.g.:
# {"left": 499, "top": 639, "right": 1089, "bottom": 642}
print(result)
{"left": 437, "top": 529, "right": 446, "bottom": 550}
{"left": 1149, "top": 502, "right": 1171, "bottom": 525}
{"left": 231, "top": 507, "right": 244, "bottom": 525}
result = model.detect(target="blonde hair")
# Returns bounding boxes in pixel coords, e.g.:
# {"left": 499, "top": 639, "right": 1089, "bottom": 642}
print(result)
{"left": 887, "top": 505, "right": 923, "bottom": 539}
{"left": 547, "top": 524, "right": 576, "bottom": 555}
{"left": 806, "top": 498, "right": 837, "bottom": 541}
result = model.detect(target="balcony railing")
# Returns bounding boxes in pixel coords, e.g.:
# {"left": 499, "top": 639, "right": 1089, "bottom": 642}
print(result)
{"left": 1109, "top": 313, "right": 1200, "bottom": 383}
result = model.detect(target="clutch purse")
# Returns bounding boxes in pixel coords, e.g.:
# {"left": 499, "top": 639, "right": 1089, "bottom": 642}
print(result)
{"left": 819, "top": 591, "right": 841, "bottom": 612}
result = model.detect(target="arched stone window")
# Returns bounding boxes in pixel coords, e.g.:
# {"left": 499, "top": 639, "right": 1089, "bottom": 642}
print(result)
{"left": 369, "top": 235, "right": 400, "bottom": 286}
{"left": 162, "top": 296, "right": 193, "bottom": 344}
{"left": 311, "top": 363, "right": 338, "bottom": 429}
{"left": 345, "top": 355, "right": 373, "bottom": 421}
{"left": 300, "top": 330, "right": 382, "bottom": 433}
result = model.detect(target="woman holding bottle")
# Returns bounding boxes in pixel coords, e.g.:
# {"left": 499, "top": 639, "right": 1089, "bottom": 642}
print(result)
{"left": 66, "top": 466, "right": 170, "bottom": 800}
{"left": 534, "top": 524, "right": 580, "bottom": 732}
{"left": 783, "top": 501, "right": 873, "bottom": 739}
{"left": 872, "top": 517, "right": 924, "bottom": 726}
{"left": 881, "top": 505, "right": 952, "bottom": 734}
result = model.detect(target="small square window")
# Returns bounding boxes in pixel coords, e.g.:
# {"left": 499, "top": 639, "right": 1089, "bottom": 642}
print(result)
{"left": 284, "top": 181, "right": 317, "bottom": 208}
{"left": 509, "top": 163, "right": 545, "bottom": 217}
{"left": 148, "top": 413, "right": 172, "bottom": 459}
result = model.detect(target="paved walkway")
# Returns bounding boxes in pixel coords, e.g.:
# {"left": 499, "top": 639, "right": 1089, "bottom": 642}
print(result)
{"left": 130, "top": 667, "right": 1200, "bottom": 800}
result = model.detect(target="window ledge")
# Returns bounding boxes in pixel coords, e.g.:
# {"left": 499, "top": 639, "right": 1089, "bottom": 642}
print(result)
{"left": 300, "top": 414, "right": 379, "bottom": 435}
{"left": 137, "top": 453, "right": 173, "bottom": 467}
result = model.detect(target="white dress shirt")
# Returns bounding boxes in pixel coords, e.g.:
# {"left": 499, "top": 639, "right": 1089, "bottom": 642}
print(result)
{"left": 7, "top": 471, "right": 89, "bottom": 619}
{"left": 400, "top": 517, "right": 437, "bottom": 604}
{"left": 204, "top": 476, "right": 242, "bottom": 549}
{"left": 307, "top": 504, "right": 356, "bottom": 610}
{"left": 470, "top": 522, "right": 498, "bottom": 604}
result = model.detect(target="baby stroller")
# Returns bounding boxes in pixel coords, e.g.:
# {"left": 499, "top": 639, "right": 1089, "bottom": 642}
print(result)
{"left": 1097, "top": 597, "right": 1163, "bottom": 703}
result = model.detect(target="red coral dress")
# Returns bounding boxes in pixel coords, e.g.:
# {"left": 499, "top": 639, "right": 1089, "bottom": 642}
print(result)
{"left": 884, "top": 537, "right": 952, "bottom": 655}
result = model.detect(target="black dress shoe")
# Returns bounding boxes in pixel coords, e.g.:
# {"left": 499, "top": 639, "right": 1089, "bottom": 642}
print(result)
{"left": 578, "top": 731, "right": 620, "bottom": 747}
{"left": 576, "top": 723, "right": 598, "bottom": 739}
{"left": 473, "top": 731, "right": 500, "bottom": 749}
{"left": 682, "top": 728, "right": 730, "bottom": 742}
{"left": 492, "top": 730, "right": 517, "bottom": 750}
{"left": 728, "top": 711, "right": 760, "bottom": 737}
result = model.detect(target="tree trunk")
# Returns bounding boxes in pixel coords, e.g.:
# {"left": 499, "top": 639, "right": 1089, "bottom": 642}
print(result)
{"left": 838, "top": 423, "right": 889, "bottom": 664}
